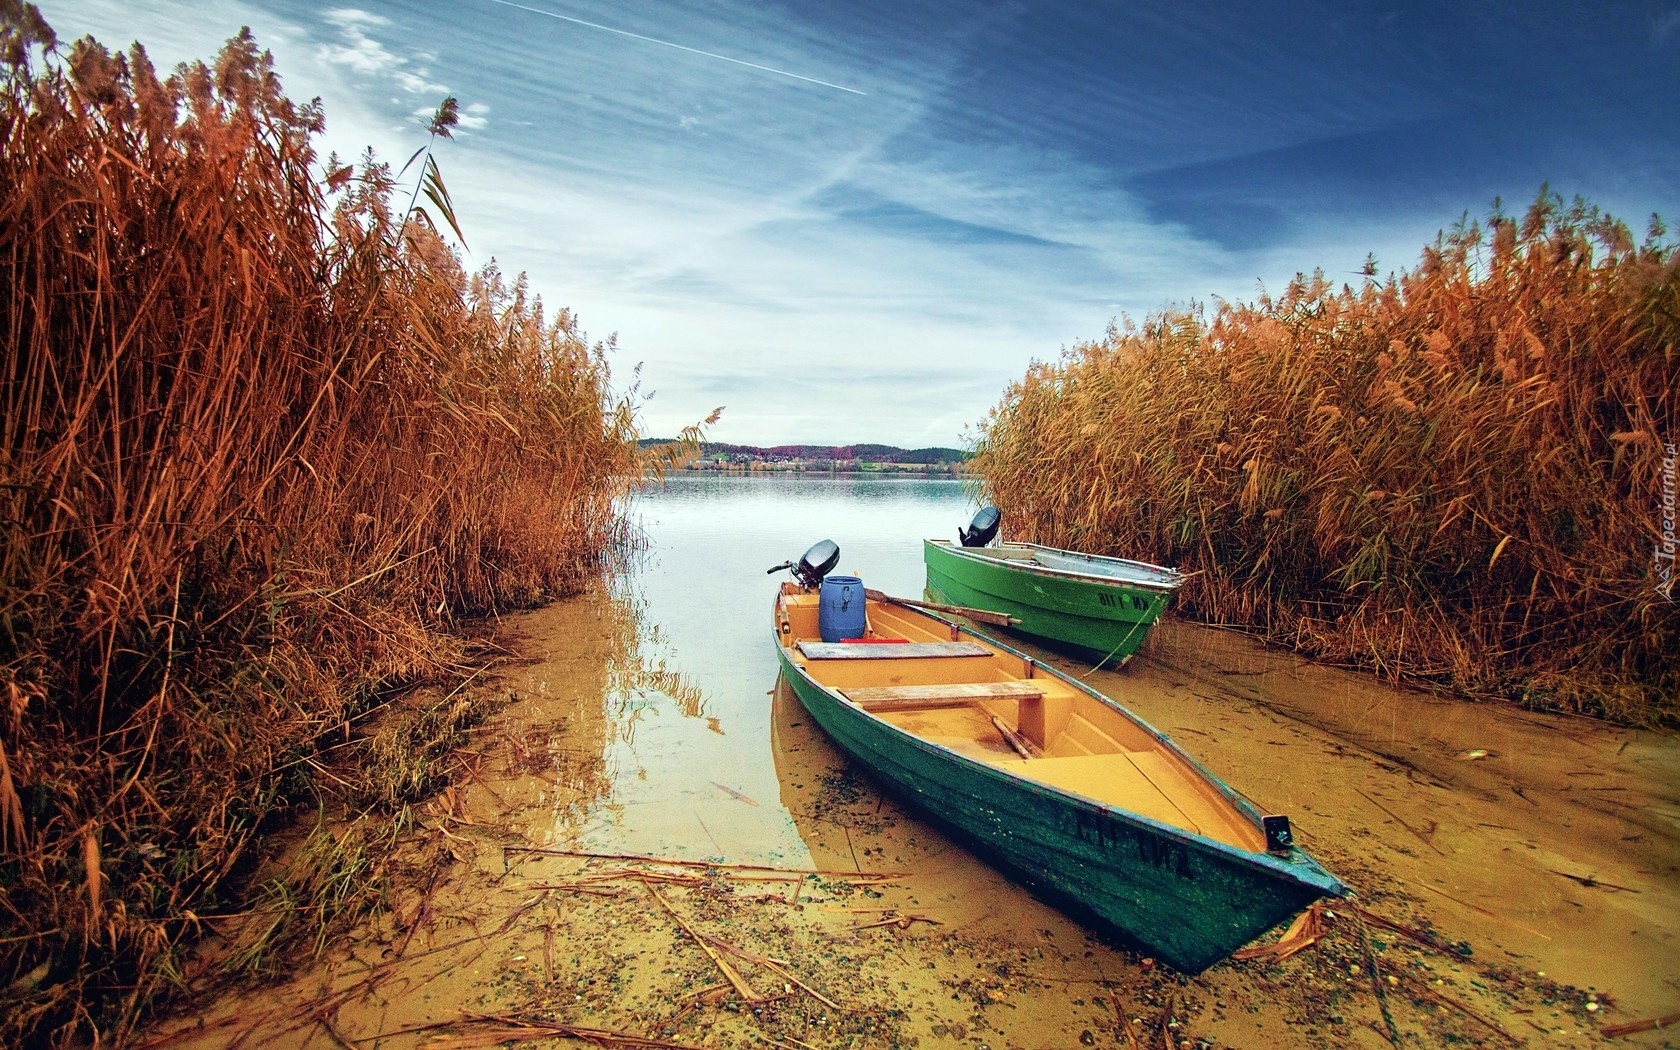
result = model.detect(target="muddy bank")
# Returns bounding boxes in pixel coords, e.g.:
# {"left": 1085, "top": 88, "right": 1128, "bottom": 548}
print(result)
{"left": 140, "top": 594, "right": 1678, "bottom": 1048}
{"left": 1095, "top": 619, "right": 1679, "bottom": 1021}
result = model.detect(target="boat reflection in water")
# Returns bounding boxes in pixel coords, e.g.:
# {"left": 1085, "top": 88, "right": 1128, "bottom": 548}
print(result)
{"left": 769, "top": 673, "right": 1077, "bottom": 939}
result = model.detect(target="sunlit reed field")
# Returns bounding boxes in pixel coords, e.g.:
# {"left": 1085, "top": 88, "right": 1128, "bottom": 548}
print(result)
{"left": 972, "top": 194, "right": 1678, "bottom": 725}
{"left": 0, "top": 12, "right": 652, "bottom": 1043}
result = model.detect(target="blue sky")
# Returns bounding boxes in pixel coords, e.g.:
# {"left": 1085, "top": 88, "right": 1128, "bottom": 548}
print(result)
{"left": 40, "top": 1, "right": 1680, "bottom": 447}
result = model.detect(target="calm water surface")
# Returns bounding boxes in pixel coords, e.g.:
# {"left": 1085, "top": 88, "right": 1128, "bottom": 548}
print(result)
{"left": 501, "top": 473, "right": 1677, "bottom": 1019}
{"left": 572, "top": 473, "right": 976, "bottom": 864}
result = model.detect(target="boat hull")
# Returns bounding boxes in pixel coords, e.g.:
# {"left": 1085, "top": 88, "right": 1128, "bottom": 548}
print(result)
{"left": 773, "top": 610, "right": 1341, "bottom": 973}
{"left": 924, "top": 539, "right": 1179, "bottom": 665}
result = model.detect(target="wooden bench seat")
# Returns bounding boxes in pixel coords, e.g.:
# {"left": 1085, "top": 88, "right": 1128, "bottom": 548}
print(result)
{"left": 796, "top": 640, "right": 991, "bottom": 660}
{"left": 842, "top": 680, "right": 1044, "bottom": 711}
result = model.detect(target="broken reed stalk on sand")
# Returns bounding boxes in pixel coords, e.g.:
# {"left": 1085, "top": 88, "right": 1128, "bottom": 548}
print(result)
{"left": 1601, "top": 1011, "right": 1680, "bottom": 1038}
{"left": 0, "top": 10, "right": 712, "bottom": 1046}
{"left": 969, "top": 192, "right": 1678, "bottom": 724}
{"left": 1246, "top": 902, "right": 1524, "bottom": 1044}
{"left": 368, "top": 1013, "right": 708, "bottom": 1050}
{"left": 643, "top": 882, "right": 762, "bottom": 1003}
{"left": 1229, "top": 900, "right": 1324, "bottom": 962}
{"left": 505, "top": 844, "right": 906, "bottom": 879}
{"left": 705, "top": 936, "right": 842, "bottom": 1011}
{"left": 1351, "top": 908, "right": 1404, "bottom": 1046}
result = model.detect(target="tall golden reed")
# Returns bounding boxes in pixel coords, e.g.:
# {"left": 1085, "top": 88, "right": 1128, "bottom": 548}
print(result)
{"left": 1, "top": 11, "right": 649, "bottom": 1043}
{"left": 971, "top": 193, "right": 1677, "bottom": 723}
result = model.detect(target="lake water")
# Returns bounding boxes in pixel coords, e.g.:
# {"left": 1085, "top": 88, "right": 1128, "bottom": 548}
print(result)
{"left": 564, "top": 473, "right": 980, "bottom": 865}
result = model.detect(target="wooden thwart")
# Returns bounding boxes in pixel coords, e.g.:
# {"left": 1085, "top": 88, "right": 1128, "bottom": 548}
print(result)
{"left": 797, "top": 640, "right": 991, "bottom": 660}
{"left": 843, "top": 681, "right": 1044, "bottom": 710}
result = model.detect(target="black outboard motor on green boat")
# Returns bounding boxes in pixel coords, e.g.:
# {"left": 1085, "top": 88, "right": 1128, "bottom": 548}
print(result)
{"left": 958, "top": 505, "right": 1001, "bottom": 547}
{"left": 765, "top": 539, "right": 841, "bottom": 589}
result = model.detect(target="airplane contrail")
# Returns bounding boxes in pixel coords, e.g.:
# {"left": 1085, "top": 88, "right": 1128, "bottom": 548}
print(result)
{"left": 481, "top": 0, "right": 868, "bottom": 96}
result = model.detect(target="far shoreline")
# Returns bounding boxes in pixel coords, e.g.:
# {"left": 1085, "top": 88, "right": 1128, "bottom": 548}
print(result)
{"left": 670, "top": 465, "right": 968, "bottom": 478}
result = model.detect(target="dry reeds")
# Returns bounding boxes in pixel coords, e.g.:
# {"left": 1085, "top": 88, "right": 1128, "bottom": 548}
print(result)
{"left": 971, "top": 191, "right": 1677, "bottom": 723}
{"left": 1, "top": 10, "right": 651, "bottom": 1044}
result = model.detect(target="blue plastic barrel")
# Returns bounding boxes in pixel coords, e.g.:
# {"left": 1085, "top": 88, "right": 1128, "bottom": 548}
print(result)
{"left": 818, "top": 575, "right": 866, "bottom": 641}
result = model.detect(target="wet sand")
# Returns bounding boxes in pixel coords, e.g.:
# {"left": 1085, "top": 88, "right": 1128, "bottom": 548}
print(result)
{"left": 140, "top": 595, "right": 1679, "bottom": 1049}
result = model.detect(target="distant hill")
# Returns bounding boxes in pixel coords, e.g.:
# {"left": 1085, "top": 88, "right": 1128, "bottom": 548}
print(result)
{"left": 638, "top": 440, "right": 967, "bottom": 464}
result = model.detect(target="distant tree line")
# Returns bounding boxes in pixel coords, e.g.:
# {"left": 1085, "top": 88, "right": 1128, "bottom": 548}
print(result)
{"left": 638, "top": 440, "right": 967, "bottom": 464}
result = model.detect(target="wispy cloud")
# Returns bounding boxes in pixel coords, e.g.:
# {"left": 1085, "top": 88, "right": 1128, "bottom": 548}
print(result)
{"left": 393, "top": 69, "right": 448, "bottom": 95}
{"left": 479, "top": 0, "right": 867, "bottom": 95}
{"left": 319, "top": 7, "right": 478, "bottom": 136}
{"left": 320, "top": 8, "right": 399, "bottom": 74}
{"left": 459, "top": 101, "right": 491, "bottom": 130}
{"left": 33, "top": 0, "right": 1680, "bottom": 446}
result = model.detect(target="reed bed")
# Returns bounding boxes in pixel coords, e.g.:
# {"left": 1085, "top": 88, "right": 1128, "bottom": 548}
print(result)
{"left": 971, "top": 192, "right": 1677, "bottom": 724}
{"left": 1, "top": 12, "right": 652, "bottom": 1044}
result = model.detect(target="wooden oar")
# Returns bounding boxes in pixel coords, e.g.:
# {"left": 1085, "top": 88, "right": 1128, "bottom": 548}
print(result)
{"left": 863, "top": 588, "right": 1021, "bottom": 627}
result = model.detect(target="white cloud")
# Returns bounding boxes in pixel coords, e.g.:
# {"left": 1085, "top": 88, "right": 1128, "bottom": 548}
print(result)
{"left": 459, "top": 101, "right": 490, "bottom": 130}
{"left": 322, "top": 8, "right": 390, "bottom": 29}
{"left": 319, "top": 9, "right": 400, "bottom": 74}
{"left": 315, "top": 7, "right": 473, "bottom": 140}
{"left": 393, "top": 69, "right": 449, "bottom": 95}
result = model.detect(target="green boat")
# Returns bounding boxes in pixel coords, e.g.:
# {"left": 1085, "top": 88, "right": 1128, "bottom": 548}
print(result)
{"left": 924, "top": 508, "right": 1185, "bottom": 666}
{"left": 769, "top": 543, "right": 1344, "bottom": 973}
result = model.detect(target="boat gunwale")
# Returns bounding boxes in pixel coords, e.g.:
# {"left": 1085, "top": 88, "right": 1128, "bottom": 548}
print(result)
{"left": 772, "top": 586, "right": 1344, "bottom": 895}
{"left": 926, "top": 538, "right": 1185, "bottom": 593}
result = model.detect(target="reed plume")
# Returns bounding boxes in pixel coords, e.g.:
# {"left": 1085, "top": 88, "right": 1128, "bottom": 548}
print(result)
{"left": 972, "top": 193, "right": 1677, "bottom": 723}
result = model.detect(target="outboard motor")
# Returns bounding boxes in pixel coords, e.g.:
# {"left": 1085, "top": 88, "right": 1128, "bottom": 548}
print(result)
{"left": 958, "top": 505, "right": 1001, "bottom": 547}
{"left": 795, "top": 539, "right": 841, "bottom": 587}
{"left": 767, "top": 539, "right": 841, "bottom": 589}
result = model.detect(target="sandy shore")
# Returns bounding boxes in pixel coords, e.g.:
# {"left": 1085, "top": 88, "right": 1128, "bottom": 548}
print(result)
{"left": 140, "top": 598, "right": 1679, "bottom": 1049}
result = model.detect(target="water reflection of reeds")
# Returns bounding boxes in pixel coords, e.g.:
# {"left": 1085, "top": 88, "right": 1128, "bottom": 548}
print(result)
{"left": 500, "top": 586, "right": 653, "bottom": 833}
{"left": 602, "top": 581, "right": 711, "bottom": 731}
{"left": 521, "top": 584, "right": 713, "bottom": 824}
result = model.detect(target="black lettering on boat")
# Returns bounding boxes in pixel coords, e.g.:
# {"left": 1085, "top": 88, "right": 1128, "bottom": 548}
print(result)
{"left": 1135, "top": 829, "right": 1162, "bottom": 866}
{"left": 1073, "top": 812, "right": 1192, "bottom": 879}
{"left": 1074, "top": 811, "right": 1096, "bottom": 845}
{"left": 1075, "top": 810, "right": 1125, "bottom": 849}
{"left": 1130, "top": 827, "right": 1192, "bottom": 878}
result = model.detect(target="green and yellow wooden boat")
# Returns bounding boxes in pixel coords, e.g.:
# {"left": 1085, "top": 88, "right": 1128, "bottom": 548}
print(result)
{"left": 770, "top": 544, "right": 1344, "bottom": 973}
{"left": 924, "top": 508, "right": 1185, "bottom": 666}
